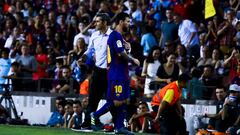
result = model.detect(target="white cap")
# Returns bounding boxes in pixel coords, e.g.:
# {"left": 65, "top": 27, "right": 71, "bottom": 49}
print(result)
{"left": 229, "top": 84, "right": 240, "bottom": 92}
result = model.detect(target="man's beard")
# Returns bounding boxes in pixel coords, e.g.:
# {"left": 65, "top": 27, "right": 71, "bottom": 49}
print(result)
{"left": 122, "top": 26, "right": 129, "bottom": 33}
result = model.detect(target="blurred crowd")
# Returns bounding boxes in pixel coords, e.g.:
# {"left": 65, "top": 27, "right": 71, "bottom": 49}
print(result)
{"left": 2, "top": 0, "right": 240, "bottom": 134}
{"left": 1, "top": 0, "right": 240, "bottom": 98}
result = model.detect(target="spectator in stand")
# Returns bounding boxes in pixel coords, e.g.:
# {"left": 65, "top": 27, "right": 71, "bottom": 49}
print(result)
{"left": 160, "top": 8, "right": 179, "bottom": 49}
{"left": 66, "top": 0, "right": 78, "bottom": 16}
{"left": 76, "top": 3, "right": 91, "bottom": 22}
{"left": 98, "top": 1, "right": 114, "bottom": 18}
{"left": 217, "top": 9, "right": 236, "bottom": 55}
{"left": 187, "top": 67, "right": 206, "bottom": 100}
{"left": 205, "top": 20, "right": 218, "bottom": 48}
{"left": 32, "top": 42, "right": 49, "bottom": 91}
{"left": 68, "top": 100, "right": 84, "bottom": 129}
{"left": 42, "top": 26, "right": 55, "bottom": 54}
{"left": 51, "top": 65, "right": 79, "bottom": 94}
{"left": 4, "top": 26, "right": 22, "bottom": 50}
{"left": 234, "top": 21, "right": 240, "bottom": 49}
{"left": 197, "top": 45, "right": 212, "bottom": 68}
{"left": 223, "top": 48, "right": 240, "bottom": 85}
{"left": 50, "top": 58, "right": 63, "bottom": 91}
{"left": 33, "top": 42, "right": 48, "bottom": 80}
{"left": 141, "top": 46, "right": 161, "bottom": 98}
{"left": 125, "top": 25, "right": 144, "bottom": 64}
{"left": 176, "top": 44, "right": 189, "bottom": 74}
{"left": 129, "top": 101, "right": 159, "bottom": 133}
{"left": 173, "top": 12, "right": 200, "bottom": 60}
{"left": 56, "top": 13, "right": 68, "bottom": 35}
{"left": 15, "top": 44, "right": 37, "bottom": 91}
{"left": 73, "top": 17, "right": 92, "bottom": 48}
{"left": 155, "top": 53, "right": 179, "bottom": 88}
{"left": 52, "top": 32, "right": 66, "bottom": 57}
{"left": 67, "top": 37, "right": 86, "bottom": 66}
{"left": 140, "top": 25, "right": 158, "bottom": 57}
{"left": 200, "top": 65, "right": 220, "bottom": 100}
{"left": 48, "top": 11, "right": 60, "bottom": 32}
{"left": 211, "top": 48, "right": 224, "bottom": 73}
{"left": 125, "top": 0, "right": 143, "bottom": 27}
{"left": 66, "top": 14, "right": 79, "bottom": 51}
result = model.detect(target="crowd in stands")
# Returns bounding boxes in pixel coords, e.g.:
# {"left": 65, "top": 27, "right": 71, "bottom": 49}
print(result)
{"left": 2, "top": 0, "right": 240, "bottom": 134}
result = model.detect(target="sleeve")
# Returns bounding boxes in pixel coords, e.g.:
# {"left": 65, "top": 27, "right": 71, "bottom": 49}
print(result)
{"left": 140, "top": 35, "right": 145, "bottom": 46}
{"left": 162, "top": 89, "right": 174, "bottom": 104}
{"left": 84, "top": 34, "right": 94, "bottom": 55}
{"left": 111, "top": 32, "right": 125, "bottom": 53}
{"left": 73, "top": 35, "right": 77, "bottom": 47}
{"left": 187, "top": 20, "right": 197, "bottom": 33}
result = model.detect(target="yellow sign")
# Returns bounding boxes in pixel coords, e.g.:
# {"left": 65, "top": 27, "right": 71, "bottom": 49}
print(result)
{"left": 205, "top": 0, "right": 216, "bottom": 19}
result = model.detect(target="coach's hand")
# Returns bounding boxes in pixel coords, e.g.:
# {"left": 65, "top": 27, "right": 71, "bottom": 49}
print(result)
{"left": 133, "top": 58, "right": 140, "bottom": 66}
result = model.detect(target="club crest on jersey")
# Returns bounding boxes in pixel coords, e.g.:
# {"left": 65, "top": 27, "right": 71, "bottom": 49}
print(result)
{"left": 116, "top": 40, "right": 122, "bottom": 48}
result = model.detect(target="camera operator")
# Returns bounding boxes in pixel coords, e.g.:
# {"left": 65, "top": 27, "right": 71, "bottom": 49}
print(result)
{"left": 0, "top": 48, "right": 12, "bottom": 91}
{"left": 2, "top": 62, "right": 23, "bottom": 92}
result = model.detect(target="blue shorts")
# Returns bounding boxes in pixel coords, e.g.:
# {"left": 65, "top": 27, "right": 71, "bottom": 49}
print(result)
{"left": 107, "top": 80, "right": 130, "bottom": 101}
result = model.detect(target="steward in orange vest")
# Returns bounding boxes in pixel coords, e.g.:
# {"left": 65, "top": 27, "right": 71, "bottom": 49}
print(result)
{"left": 151, "top": 73, "right": 190, "bottom": 135}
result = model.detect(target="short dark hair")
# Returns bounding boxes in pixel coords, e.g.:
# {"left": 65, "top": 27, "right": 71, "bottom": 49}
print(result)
{"left": 114, "top": 12, "right": 130, "bottom": 25}
{"left": 1, "top": 48, "right": 10, "bottom": 54}
{"left": 216, "top": 85, "right": 226, "bottom": 91}
{"left": 138, "top": 101, "right": 148, "bottom": 107}
{"left": 96, "top": 12, "right": 110, "bottom": 24}
{"left": 56, "top": 96, "right": 66, "bottom": 102}
{"left": 61, "top": 65, "right": 71, "bottom": 71}
{"left": 58, "top": 100, "right": 66, "bottom": 107}
{"left": 178, "top": 73, "right": 190, "bottom": 82}
{"left": 11, "top": 62, "right": 20, "bottom": 68}
{"left": 191, "top": 67, "right": 201, "bottom": 78}
{"left": 65, "top": 99, "right": 73, "bottom": 106}
{"left": 73, "top": 100, "right": 82, "bottom": 107}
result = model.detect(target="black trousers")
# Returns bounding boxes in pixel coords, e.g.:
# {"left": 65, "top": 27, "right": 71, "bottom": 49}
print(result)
{"left": 152, "top": 105, "right": 188, "bottom": 135}
{"left": 84, "top": 66, "right": 107, "bottom": 124}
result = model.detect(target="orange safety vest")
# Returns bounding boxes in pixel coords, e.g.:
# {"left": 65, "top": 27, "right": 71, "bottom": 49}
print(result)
{"left": 79, "top": 79, "right": 89, "bottom": 95}
{"left": 151, "top": 81, "right": 182, "bottom": 106}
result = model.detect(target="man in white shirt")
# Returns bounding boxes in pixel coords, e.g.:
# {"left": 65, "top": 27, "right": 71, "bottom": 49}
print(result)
{"left": 73, "top": 17, "right": 94, "bottom": 48}
{"left": 174, "top": 13, "right": 200, "bottom": 60}
{"left": 80, "top": 13, "right": 112, "bottom": 128}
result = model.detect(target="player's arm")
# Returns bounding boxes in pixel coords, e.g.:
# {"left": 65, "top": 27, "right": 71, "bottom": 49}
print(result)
{"left": 118, "top": 51, "right": 140, "bottom": 66}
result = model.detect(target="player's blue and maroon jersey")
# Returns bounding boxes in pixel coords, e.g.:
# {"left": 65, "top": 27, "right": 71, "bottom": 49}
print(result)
{"left": 107, "top": 30, "right": 129, "bottom": 81}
